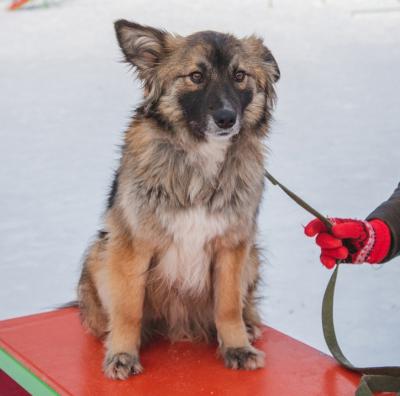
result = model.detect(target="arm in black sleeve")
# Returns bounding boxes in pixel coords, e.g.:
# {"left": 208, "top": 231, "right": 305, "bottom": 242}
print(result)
{"left": 366, "top": 183, "right": 400, "bottom": 262}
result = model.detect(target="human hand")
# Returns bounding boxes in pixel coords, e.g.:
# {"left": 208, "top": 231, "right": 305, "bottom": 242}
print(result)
{"left": 304, "top": 218, "right": 391, "bottom": 269}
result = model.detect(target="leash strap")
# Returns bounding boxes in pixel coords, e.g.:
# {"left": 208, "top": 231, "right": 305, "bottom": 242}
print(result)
{"left": 264, "top": 170, "right": 400, "bottom": 396}
{"left": 264, "top": 170, "right": 333, "bottom": 230}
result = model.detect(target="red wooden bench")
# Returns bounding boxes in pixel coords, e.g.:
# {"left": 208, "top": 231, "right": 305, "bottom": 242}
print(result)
{"left": 0, "top": 307, "right": 362, "bottom": 395}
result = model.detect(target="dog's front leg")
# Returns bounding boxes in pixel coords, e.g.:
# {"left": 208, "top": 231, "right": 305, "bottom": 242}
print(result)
{"left": 214, "top": 241, "right": 265, "bottom": 370}
{"left": 103, "top": 236, "right": 153, "bottom": 380}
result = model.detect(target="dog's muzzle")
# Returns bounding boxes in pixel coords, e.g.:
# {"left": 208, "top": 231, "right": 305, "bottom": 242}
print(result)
{"left": 206, "top": 112, "right": 240, "bottom": 139}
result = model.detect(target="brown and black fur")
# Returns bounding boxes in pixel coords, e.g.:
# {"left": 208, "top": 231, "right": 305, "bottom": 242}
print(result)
{"left": 78, "top": 20, "right": 280, "bottom": 379}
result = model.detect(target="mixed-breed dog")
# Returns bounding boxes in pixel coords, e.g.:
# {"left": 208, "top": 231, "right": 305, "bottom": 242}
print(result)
{"left": 77, "top": 19, "right": 280, "bottom": 380}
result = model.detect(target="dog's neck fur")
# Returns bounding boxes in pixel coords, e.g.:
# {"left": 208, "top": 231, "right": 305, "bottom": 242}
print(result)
{"left": 186, "top": 135, "right": 231, "bottom": 180}
{"left": 121, "top": 117, "right": 266, "bottom": 221}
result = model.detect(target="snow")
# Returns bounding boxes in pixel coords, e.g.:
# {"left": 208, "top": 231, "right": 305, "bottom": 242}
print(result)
{"left": 1, "top": 0, "right": 399, "bottom": 366}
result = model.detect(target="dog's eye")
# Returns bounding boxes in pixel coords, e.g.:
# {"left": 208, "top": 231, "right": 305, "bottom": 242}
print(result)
{"left": 233, "top": 70, "right": 246, "bottom": 82}
{"left": 189, "top": 71, "right": 203, "bottom": 84}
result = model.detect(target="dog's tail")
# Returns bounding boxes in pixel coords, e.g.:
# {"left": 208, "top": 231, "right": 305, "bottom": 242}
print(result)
{"left": 53, "top": 300, "right": 79, "bottom": 309}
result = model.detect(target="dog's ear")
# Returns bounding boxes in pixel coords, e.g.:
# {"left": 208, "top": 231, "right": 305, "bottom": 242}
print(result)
{"left": 243, "top": 36, "right": 280, "bottom": 83}
{"left": 114, "top": 20, "right": 166, "bottom": 78}
{"left": 263, "top": 48, "right": 280, "bottom": 83}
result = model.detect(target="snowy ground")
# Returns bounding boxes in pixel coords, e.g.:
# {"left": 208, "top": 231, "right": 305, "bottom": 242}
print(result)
{"left": 1, "top": 0, "right": 399, "bottom": 366}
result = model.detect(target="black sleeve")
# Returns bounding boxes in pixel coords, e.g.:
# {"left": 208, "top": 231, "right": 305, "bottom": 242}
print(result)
{"left": 366, "top": 183, "right": 400, "bottom": 262}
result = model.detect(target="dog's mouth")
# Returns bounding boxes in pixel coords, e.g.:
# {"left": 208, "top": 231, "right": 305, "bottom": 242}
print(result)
{"left": 204, "top": 116, "right": 241, "bottom": 140}
{"left": 206, "top": 130, "right": 238, "bottom": 140}
{"left": 188, "top": 117, "right": 241, "bottom": 140}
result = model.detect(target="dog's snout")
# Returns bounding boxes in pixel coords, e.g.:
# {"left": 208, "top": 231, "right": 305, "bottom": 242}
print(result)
{"left": 212, "top": 109, "right": 236, "bottom": 129}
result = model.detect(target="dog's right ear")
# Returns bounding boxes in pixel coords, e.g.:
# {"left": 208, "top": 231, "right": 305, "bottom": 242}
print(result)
{"left": 114, "top": 20, "right": 166, "bottom": 78}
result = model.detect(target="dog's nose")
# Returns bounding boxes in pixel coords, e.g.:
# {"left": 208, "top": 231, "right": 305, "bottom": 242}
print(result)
{"left": 212, "top": 109, "right": 236, "bottom": 129}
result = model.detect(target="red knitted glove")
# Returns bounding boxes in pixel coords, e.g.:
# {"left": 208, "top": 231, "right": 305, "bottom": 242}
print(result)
{"left": 304, "top": 218, "right": 391, "bottom": 269}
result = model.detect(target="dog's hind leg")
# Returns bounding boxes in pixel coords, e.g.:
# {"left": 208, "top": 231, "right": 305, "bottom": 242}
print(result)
{"left": 243, "top": 244, "right": 263, "bottom": 343}
{"left": 78, "top": 236, "right": 109, "bottom": 339}
{"left": 243, "top": 291, "right": 262, "bottom": 343}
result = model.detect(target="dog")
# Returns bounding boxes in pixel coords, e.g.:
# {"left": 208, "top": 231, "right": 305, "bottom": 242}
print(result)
{"left": 77, "top": 20, "right": 280, "bottom": 380}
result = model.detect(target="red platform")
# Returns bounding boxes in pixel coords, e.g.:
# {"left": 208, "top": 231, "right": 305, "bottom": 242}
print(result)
{"left": 0, "top": 308, "right": 362, "bottom": 395}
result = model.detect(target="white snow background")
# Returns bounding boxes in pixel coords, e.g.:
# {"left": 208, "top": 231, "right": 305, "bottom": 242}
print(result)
{"left": 0, "top": 0, "right": 399, "bottom": 366}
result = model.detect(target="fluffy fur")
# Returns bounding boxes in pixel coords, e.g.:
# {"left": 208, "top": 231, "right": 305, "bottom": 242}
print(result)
{"left": 77, "top": 20, "right": 279, "bottom": 379}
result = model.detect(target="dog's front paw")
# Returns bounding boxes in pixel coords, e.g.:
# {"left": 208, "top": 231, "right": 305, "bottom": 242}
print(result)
{"left": 223, "top": 346, "right": 265, "bottom": 370}
{"left": 103, "top": 352, "right": 143, "bottom": 380}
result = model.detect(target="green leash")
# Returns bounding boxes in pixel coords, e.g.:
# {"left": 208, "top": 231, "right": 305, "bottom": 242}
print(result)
{"left": 264, "top": 170, "right": 400, "bottom": 396}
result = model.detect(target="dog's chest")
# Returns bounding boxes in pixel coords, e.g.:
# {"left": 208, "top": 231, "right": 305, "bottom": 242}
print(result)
{"left": 156, "top": 207, "right": 228, "bottom": 294}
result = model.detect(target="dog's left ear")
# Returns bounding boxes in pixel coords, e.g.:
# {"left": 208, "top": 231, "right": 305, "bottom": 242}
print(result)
{"left": 114, "top": 20, "right": 166, "bottom": 79}
{"left": 243, "top": 36, "right": 280, "bottom": 83}
{"left": 263, "top": 49, "right": 280, "bottom": 83}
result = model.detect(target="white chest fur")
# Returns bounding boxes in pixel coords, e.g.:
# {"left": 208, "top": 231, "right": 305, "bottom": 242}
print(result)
{"left": 157, "top": 207, "right": 228, "bottom": 295}
{"left": 188, "top": 136, "right": 230, "bottom": 178}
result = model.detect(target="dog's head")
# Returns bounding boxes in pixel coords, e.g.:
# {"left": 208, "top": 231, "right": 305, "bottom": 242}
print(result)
{"left": 115, "top": 20, "right": 279, "bottom": 141}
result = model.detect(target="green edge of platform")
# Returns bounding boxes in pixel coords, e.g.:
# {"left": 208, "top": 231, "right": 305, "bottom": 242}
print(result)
{"left": 0, "top": 347, "right": 59, "bottom": 396}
